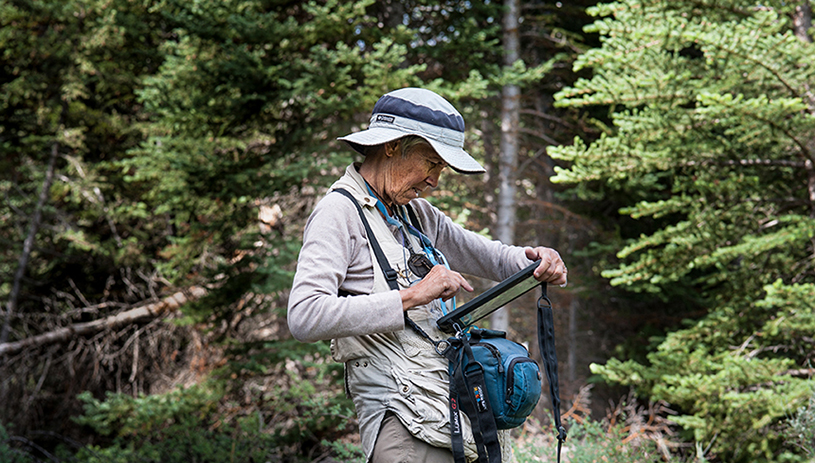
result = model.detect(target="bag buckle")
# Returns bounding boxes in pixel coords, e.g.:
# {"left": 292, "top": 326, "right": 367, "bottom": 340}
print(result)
{"left": 433, "top": 339, "right": 450, "bottom": 356}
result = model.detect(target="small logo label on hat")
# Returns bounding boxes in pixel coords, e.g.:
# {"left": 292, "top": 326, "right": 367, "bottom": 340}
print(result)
{"left": 375, "top": 115, "right": 395, "bottom": 124}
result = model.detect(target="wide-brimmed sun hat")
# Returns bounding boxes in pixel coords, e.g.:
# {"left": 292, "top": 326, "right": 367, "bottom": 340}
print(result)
{"left": 338, "top": 88, "right": 485, "bottom": 174}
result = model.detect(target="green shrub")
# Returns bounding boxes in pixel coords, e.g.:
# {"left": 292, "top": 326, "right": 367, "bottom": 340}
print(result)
{"left": 785, "top": 394, "right": 815, "bottom": 457}
{"left": 514, "top": 419, "right": 664, "bottom": 463}
{"left": 67, "top": 339, "right": 357, "bottom": 462}
{"left": 72, "top": 382, "right": 285, "bottom": 463}
{"left": 0, "top": 423, "right": 35, "bottom": 463}
{"left": 319, "top": 439, "right": 364, "bottom": 463}
{"left": 73, "top": 383, "right": 222, "bottom": 438}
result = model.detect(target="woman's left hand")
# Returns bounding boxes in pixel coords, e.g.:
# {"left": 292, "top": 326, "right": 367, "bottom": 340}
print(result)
{"left": 525, "top": 247, "right": 568, "bottom": 287}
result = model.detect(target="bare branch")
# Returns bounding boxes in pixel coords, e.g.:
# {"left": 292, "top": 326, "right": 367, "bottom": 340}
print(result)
{"left": 5, "top": 436, "right": 60, "bottom": 463}
{"left": 520, "top": 108, "right": 579, "bottom": 131}
{"left": 2, "top": 141, "right": 60, "bottom": 345}
{"left": 518, "top": 147, "right": 548, "bottom": 173}
{"left": 781, "top": 368, "right": 815, "bottom": 377}
{"left": 0, "top": 287, "right": 206, "bottom": 357}
{"left": 561, "top": 384, "right": 593, "bottom": 424}
{"left": 519, "top": 126, "right": 560, "bottom": 147}
{"left": 68, "top": 278, "right": 91, "bottom": 307}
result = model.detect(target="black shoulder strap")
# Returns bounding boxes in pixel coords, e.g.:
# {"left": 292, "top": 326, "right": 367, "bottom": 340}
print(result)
{"left": 333, "top": 188, "right": 399, "bottom": 291}
{"left": 447, "top": 283, "right": 568, "bottom": 463}
{"left": 537, "top": 284, "right": 567, "bottom": 461}
{"left": 405, "top": 203, "right": 424, "bottom": 234}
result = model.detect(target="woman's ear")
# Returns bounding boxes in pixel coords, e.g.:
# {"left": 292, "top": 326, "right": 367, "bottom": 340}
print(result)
{"left": 385, "top": 140, "right": 399, "bottom": 158}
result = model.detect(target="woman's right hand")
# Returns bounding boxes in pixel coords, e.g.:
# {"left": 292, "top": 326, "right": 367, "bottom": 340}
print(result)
{"left": 399, "top": 265, "right": 473, "bottom": 311}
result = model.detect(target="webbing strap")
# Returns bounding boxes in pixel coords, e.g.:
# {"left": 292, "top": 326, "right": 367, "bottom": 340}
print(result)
{"left": 405, "top": 205, "right": 423, "bottom": 233}
{"left": 448, "top": 389, "right": 467, "bottom": 463}
{"left": 333, "top": 188, "right": 399, "bottom": 291}
{"left": 537, "top": 284, "right": 567, "bottom": 462}
{"left": 459, "top": 340, "right": 502, "bottom": 463}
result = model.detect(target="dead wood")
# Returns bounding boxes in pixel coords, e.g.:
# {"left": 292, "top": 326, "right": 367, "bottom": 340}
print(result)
{"left": 1, "top": 141, "right": 60, "bottom": 345}
{"left": 0, "top": 287, "right": 206, "bottom": 357}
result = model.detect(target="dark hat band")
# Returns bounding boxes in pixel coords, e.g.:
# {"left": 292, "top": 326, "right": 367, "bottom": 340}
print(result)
{"left": 373, "top": 94, "right": 465, "bottom": 132}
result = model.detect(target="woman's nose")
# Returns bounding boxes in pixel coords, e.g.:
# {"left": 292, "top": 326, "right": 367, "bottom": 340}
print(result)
{"left": 426, "top": 172, "right": 440, "bottom": 188}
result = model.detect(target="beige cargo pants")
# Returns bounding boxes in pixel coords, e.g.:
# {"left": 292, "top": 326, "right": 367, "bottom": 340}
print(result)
{"left": 370, "top": 412, "right": 454, "bottom": 463}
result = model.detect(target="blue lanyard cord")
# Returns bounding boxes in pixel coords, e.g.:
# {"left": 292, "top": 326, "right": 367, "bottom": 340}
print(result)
{"left": 399, "top": 233, "right": 454, "bottom": 316}
{"left": 436, "top": 250, "right": 455, "bottom": 315}
{"left": 363, "top": 181, "right": 434, "bottom": 260}
{"left": 400, "top": 217, "right": 442, "bottom": 266}
{"left": 395, "top": 207, "right": 457, "bottom": 315}
{"left": 363, "top": 181, "right": 404, "bottom": 228}
{"left": 362, "top": 181, "right": 455, "bottom": 315}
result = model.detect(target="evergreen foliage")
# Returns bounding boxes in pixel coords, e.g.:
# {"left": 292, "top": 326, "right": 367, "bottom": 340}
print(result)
{"left": 551, "top": 1, "right": 815, "bottom": 461}
{"left": 0, "top": 0, "right": 165, "bottom": 311}
{"left": 69, "top": 374, "right": 358, "bottom": 463}
{"left": 71, "top": 385, "right": 277, "bottom": 462}
{"left": 0, "top": 0, "right": 176, "bottom": 434}
{"left": 0, "top": 423, "right": 34, "bottom": 463}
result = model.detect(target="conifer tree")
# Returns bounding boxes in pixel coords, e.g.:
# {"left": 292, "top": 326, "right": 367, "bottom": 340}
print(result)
{"left": 0, "top": 0, "right": 172, "bottom": 433}
{"left": 551, "top": 1, "right": 815, "bottom": 461}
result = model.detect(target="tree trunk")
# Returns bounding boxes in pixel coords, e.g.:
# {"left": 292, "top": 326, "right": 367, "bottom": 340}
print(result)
{"left": 794, "top": 1, "right": 812, "bottom": 43}
{"left": 794, "top": 3, "right": 815, "bottom": 219}
{"left": 0, "top": 287, "right": 206, "bottom": 357}
{"left": 1, "top": 141, "right": 59, "bottom": 345}
{"left": 491, "top": 0, "right": 521, "bottom": 333}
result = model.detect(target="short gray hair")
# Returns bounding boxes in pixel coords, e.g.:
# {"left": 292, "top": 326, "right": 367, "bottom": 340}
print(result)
{"left": 362, "top": 135, "right": 433, "bottom": 159}
{"left": 395, "top": 136, "right": 432, "bottom": 158}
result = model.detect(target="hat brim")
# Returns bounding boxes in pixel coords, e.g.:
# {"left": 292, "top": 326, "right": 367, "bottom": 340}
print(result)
{"left": 338, "top": 127, "right": 485, "bottom": 174}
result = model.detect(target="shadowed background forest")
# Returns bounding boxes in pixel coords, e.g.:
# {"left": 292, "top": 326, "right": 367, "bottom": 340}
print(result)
{"left": 1, "top": 1, "right": 814, "bottom": 462}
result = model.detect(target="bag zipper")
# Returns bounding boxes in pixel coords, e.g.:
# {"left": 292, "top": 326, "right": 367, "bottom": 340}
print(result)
{"left": 471, "top": 342, "right": 503, "bottom": 374}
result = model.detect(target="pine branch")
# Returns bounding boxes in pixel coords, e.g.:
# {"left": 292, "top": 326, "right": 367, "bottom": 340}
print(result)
{"left": 519, "top": 126, "right": 560, "bottom": 146}
{"left": 686, "top": 0, "right": 753, "bottom": 18}
{"left": 681, "top": 159, "right": 806, "bottom": 167}
{"left": 520, "top": 108, "right": 579, "bottom": 131}
{"left": 0, "top": 287, "right": 206, "bottom": 357}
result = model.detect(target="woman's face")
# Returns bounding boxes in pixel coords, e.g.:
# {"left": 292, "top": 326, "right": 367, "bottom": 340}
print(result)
{"left": 384, "top": 144, "right": 448, "bottom": 206}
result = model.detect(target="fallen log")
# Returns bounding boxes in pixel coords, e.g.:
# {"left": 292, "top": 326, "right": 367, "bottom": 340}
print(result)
{"left": 0, "top": 287, "right": 207, "bottom": 357}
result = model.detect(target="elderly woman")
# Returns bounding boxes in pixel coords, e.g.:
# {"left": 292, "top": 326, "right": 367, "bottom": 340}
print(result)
{"left": 287, "top": 88, "right": 567, "bottom": 463}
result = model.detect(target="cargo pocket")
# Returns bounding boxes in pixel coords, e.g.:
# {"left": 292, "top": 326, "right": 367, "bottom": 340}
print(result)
{"left": 390, "top": 367, "right": 446, "bottom": 424}
{"left": 346, "top": 356, "right": 395, "bottom": 405}
{"left": 394, "top": 329, "right": 427, "bottom": 357}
